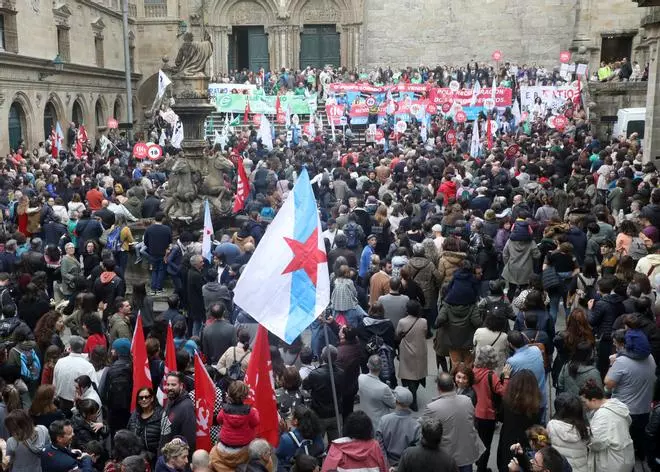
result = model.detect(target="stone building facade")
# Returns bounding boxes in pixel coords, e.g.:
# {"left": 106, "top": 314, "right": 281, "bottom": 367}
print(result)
{"left": 0, "top": 0, "right": 655, "bottom": 155}
{"left": 0, "top": 0, "right": 141, "bottom": 155}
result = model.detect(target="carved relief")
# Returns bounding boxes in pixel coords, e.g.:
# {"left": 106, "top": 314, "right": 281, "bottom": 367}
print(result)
{"left": 301, "top": 0, "right": 339, "bottom": 23}
{"left": 230, "top": 2, "right": 266, "bottom": 25}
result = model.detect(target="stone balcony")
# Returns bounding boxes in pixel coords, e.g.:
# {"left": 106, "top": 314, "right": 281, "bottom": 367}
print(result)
{"left": 633, "top": 0, "right": 660, "bottom": 6}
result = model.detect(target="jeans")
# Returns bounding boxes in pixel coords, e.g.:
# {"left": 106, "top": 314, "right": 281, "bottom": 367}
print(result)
{"left": 334, "top": 306, "right": 367, "bottom": 328}
{"left": 116, "top": 250, "right": 128, "bottom": 279}
{"left": 192, "top": 319, "right": 203, "bottom": 338}
{"left": 149, "top": 255, "right": 166, "bottom": 291}
{"left": 475, "top": 418, "right": 497, "bottom": 472}
{"left": 548, "top": 290, "right": 562, "bottom": 325}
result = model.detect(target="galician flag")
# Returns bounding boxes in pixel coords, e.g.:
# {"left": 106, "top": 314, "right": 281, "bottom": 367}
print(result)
{"left": 158, "top": 69, "right": 172, "bottom": 99}
{"left": 470, "top": 118, "right": 480, "bottom": 158}
{"left": 233, "top": 168, "right": 330, "bottom": 343}
{"left": 52, "top": 122, "right": 64, "bottom": 158}
{"left": 470, "top": 80, "right": 481, "bottom": 107}
{"left": 202, "top": 200, "right": 213, "bottom": 263}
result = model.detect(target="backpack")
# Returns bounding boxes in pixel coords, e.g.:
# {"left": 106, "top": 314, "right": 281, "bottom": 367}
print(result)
{"left": 105, "top": 226, "right": 123, "bottom": 252}
{"left": 628, "top": 237, "right": 648, "bottom": 261}
{"left": 344, "top": 222, "right": 360, "bottom": 249}
{"left": 227, "top": 347, "right": 250, "bottom": 381}
{"left": 105, "top": 361, "right": 133, "bottom": 411}
{"left": 0, "top": 317, "right": 20, "bottom": 343}
{"left": 286, "top": 431, "right": 325, "bottom": 471}
{"left": 487, "top": 371, "right": 502, "bottom": 420}
{"left": 0, "top": 286, "right": 17, "bottom": 317}
{"left": 13, "top": 347, "right": 41, "bottom": 382}
{"left": 522, "top": 331, "right": 550, "bottom": 371}
{"left": 573, "top": 275, "right": 597, "bottom": 308}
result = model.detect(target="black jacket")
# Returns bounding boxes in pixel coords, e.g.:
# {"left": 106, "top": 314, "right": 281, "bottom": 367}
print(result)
{"left": 71, "top": 412, "right": 109, "bottom": 449}
{"left": 589, "top": 294, "right": 626, "bottom": 340}
{"left": 44, "top": 221, "right": 67, "bottom": 246}
{"left": 127, "top": 405, "right": 165, "bottom": 456}
{"left": 144, "top": 223, "right": 172, "bottom": 257}
{"left": 142, "top": 196, "right": 162, "bottom": 218}
{"left": 186, "top": 268, "right": 205, "bottom": 321}
{"left": 302, "top": 364, "right": 345, "bottom": 418}
{"left": 102, "top": 357, "right": 133, "bottom": 412}
{"left": 161, "top": 390, "right": 196, "bottom": 451}
{"left": 200, "top": 319, "right": 236, "bottom": 364}
{"left": 398, "top": 445, "right": 458, "bottom": 472}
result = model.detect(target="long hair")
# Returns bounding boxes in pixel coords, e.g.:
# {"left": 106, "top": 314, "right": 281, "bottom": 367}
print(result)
{"left": 35, "top": 311, "right": 63, "bottom": 354}
{"left": 553, "top": 392, "right": 590, "bottom": 441}
{"left": 29, "top": 384, "right": 58, "bottom": 416}
{"left": 4, "top": 409, "right": 35, "bottom": 441}
{"left": 564, "top": 308, "right": 594, "bottom": 353}
{"left": 503, "top": 370, "right": 541, "bottom": 418}
{"left": 292, "top": 405, "right": 321, "bottom": 440}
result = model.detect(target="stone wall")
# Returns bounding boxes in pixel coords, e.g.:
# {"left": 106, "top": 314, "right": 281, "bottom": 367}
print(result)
{"left": 362, "top": 0, "right": 647, "bottom": 68}
{"left": 588, "top": 81, "right": 648, "bottom": 138}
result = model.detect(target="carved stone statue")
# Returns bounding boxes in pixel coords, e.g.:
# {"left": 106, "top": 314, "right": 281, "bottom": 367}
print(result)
{"left": 173, "top": 32, "right": 214, "bottom": 77}
{"left": 163, "top": 158, "right": 198, "bottom": 218}
{"left": 202, "top": 152, "right": 234, "bottom": 216}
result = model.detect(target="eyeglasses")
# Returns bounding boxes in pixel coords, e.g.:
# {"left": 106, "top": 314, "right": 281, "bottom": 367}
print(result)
{"left": 138, "top": 395, "right": 152, "bottom": 401}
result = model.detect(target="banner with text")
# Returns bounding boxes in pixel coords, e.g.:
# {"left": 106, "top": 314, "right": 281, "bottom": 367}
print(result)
{"left": 213, "top": 93, "right": 317, "bottom": 115}
{"left": 519, "top": 82, "right": 582, "bottom": 112}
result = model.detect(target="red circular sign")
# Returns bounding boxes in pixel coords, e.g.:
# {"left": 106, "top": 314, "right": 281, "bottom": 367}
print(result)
{"left": 455, "top": 111, "right": 467, "bottom": 123}
{"left": 505, "top": 144, "right": 520, "bottom": 158}
{"left": 133, "top": 142, "right": 148, "bottom": 159}
{"left": 559, "top": 51, "right": 572, "bottom": 64}
{"left": 107, "top": 118, "right": 119, "bottom": 129}
{"left": 426, "top": 103, "right": 438, "bottom": 115}
{"left": 554, "top": 115, "right": 568, "bottom": 130}
{"left": 446, "top": 129, "right": 457, "bottom": 145}
{"left": 365, "top": 97, "right": 377, "bottom": 107}
{"left": 441, "top": 102, "right": 452, "bottom": 113}
{"left": 374, "top": 129, "right": 385, "bottom": 141}
{"left": 253, "top": 114, "right": 262, "bottom": 126}
{"left": 492, "top": 50, "right": 502, "bottom": 62}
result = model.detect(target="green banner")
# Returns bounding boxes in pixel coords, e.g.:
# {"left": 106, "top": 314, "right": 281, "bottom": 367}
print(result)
{"left": 213, "top": 93, "right": 317, "bottom": 115}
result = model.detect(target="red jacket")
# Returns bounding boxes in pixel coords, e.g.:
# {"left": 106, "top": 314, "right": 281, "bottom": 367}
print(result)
{"left": 437, "top": 180, "right": 457, "bottom": 203}
{"left": 321, "top": 438, "right": 388, "bottom": 472}
{"left": 472, "top": 367, "right": 508, "bottom": 420}
{"left": 216, "top": 403, "right": 260, "bottom": 447}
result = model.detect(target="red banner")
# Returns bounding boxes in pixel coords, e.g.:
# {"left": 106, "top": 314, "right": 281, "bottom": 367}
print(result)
{"left": 194, "top": 353, "right": 216, "bottom": 452}
{"left": 130, "top": 314, "right": 152, "bottom": 412}
{"left": 233, "top": 157, "right": 249, "bottom": 213}
{"left": 428, "top": 87, "right": 512, "bottom": 107}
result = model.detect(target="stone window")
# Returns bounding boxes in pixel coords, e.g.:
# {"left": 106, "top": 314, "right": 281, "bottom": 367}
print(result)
{"left": 144, "top": 0, "right": 167, "bottom": 18}
{"left": 94, "top": 36, "right": 104, "bottom": 67}
{"left": 57, "top": 26, "right": 70, "bottom": 62}
{"left": 601, "top": 35, "right": 634, "bottom": 64}
{"left": 0, "top": 7, "right": 19, "bottom": 53}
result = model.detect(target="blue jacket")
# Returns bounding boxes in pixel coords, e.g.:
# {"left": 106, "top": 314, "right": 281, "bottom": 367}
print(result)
{"left": 359, "top": 245, "right": 374, "bottom": 278}
{"left": 41, "top": 444, "right": 94, "bottom": 472}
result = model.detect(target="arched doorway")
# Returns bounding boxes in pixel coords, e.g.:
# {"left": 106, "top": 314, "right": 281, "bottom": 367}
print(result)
{"left": 113, "top": 99, "right": 122, "bottom": 122}
{"left": 43, "top": 101, "right": 58, "bottom": 140}
{"left": 95, "top": 100, "right": 104, "bottom": 128}
{"left": 72, "top": 100, "right": 84, "bottom": 126}
{"left": 8, "top": 102, "right": 26, "bottom": 151}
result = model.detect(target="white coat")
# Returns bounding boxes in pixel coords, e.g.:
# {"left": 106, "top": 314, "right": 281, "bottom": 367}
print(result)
{"left": 547, "top": 419, "right": 590, "bottom": 472}
{"left": 588, "top": 398, "right": 635, "bottom": 472}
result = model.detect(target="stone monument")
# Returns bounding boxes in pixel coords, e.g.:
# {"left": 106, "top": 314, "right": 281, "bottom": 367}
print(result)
{"left": 162, "top": 32, "right": 233, "bottom": 222}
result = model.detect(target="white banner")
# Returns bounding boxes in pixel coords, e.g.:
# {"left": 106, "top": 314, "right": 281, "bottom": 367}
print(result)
{"left": 519, "top": 82, "right": 581, "bottom": 113}
{"left": 208, "top": 83, "right": 257, "bottom": 96}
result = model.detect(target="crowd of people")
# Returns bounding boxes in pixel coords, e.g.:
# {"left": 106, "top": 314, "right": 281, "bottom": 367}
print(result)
{"left": 0, "top": 58, "right": 660, "bottom": 472}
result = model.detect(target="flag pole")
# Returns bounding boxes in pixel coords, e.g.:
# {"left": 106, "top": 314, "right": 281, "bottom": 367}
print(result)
{"left": 322, "top": 321, "right": 342, "bottom": 438}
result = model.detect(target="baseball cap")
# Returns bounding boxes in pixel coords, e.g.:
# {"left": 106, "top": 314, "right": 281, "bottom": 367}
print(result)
{"left": 393, "top": 386, "right": 413, "bottom": 407}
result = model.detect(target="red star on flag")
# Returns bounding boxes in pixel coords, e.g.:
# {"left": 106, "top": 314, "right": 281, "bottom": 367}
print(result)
{"left": 282, "top": 228, "right": 326, "bottom": 287}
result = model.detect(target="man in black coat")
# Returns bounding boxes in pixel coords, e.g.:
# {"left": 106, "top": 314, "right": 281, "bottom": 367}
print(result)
{"left": 160, "top": 372, "right": 196, "bottom": 454}
{"left": 397, "top": 417, "right": 458, "bottom": 472}
{"left": 43, "top": 214, "right": 68, "bottom": 246}
{"left": 200, "top": 302, "right": 236, "bottom": 365}
{"left": 186, "top": 254, "right": 205, "bottom": 337}
{"left": 589, "top": 276, "right": 626, "bottom": 377}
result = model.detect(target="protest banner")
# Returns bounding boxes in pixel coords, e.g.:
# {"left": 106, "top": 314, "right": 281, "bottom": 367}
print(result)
{"left": 519, "top": 82, "right": 581, "bottom": 112}
{"left": 215, "top": 93, "right": 317, "bottom": 115}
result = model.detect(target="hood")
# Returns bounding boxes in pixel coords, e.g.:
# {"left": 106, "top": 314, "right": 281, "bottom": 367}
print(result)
{"left": 549, "top": 420, "right": 583, "bottom": 444}
{"left": 441, "top": 251, "right": 466, "bottom": 264}
{"left": 601, "top": 398, "right": 632, "bottom": 421}
{"left": 100, "top": 271, "right": 116, "bottom": 284}
{"left": 509, "top": 220, "right": 533, "bottom": 241}
{"left": 621, "top": 329, "right": 651, "bottom": 359}
{"left": 362, "top": 316, "right": 393, "bottom": 335}
{"left": 602, "top": 293, "right": 625, "bottom": 305}
{"left": 203, "top": 282, "right": 231, "bottom": 300}
{"left": 328, "top": 437, "right": 379, "bottom": 462}
{"left": 408, "top": 257, "right": 431, "bottom": 270}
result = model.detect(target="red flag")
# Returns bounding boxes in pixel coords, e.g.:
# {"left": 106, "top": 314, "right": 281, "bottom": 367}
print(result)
{"left": 487, "top": 117, "right": 493, "bottom": 150}
{"left": 194, "top": 352, "right": 215, "bottom": 452}
{"left": 157, "top": 322, "right": 177, "bottom": 406}
{"left": 244, "top": 99, "right": 251, "bottom": 124}
{"left": 130, "top": 313, "right": 152, "bottom": 411}
{"left": 275, "top": 95, "right": 282, "bottom": 115}
{"left": 50, "top": 128, "right": 58, "bottom": 158}
{"left": 75, "top": 125, "right": 88, "bottom": 159}
{"left": 232, "top": 157, "right": 250, "bottom": 213}
{"left": 244, "top": 325, "right": 279, "bottom": 447}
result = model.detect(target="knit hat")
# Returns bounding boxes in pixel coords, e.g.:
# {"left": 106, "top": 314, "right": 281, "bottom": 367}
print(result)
{"left": 112, "top": 338, "right": 131, "bottom": 357}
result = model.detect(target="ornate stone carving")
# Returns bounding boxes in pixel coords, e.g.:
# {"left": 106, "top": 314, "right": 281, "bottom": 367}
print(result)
{"left": 31, "top": 0, "right": 39, "bottom": 13}
{"left": 91, "top": 17, "right": 106, "bottom": 38}
{"left": 302, "top": 0, "right": 339, "bottom": 23}
{"left": 52, "top": 3, "right": 72, "bottom": 28}
{"left": 231, "top": 2, "right": 266, "bottom": 25}
{"left": 0, "top": 94, "right": 4, "bottom": 107}
{"left": 65, "top": 93, "right": 71, "bottom": 104}
{"left": 171, "top": 32, "right": 214, "bottom": 77}
{"left": 35, "top": 93, "right": 42, "bottom": 106}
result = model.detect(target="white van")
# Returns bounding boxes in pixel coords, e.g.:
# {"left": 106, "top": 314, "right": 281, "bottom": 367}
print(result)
{"left": 612, "top": 108, "right": 646, "bottom": 140}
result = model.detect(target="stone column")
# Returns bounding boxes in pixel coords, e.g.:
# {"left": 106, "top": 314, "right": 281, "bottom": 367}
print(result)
{"left": 267, "top": 25, "right": 299, "bottom": 70}
{"left": 341, "top": 24, "right": 361, "bottom": 69}
{"left": 643, "top": 17, "right": 660, "bottom": 164}
{"left": 212, "top": 26, "right": 231, "bottom": 75}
